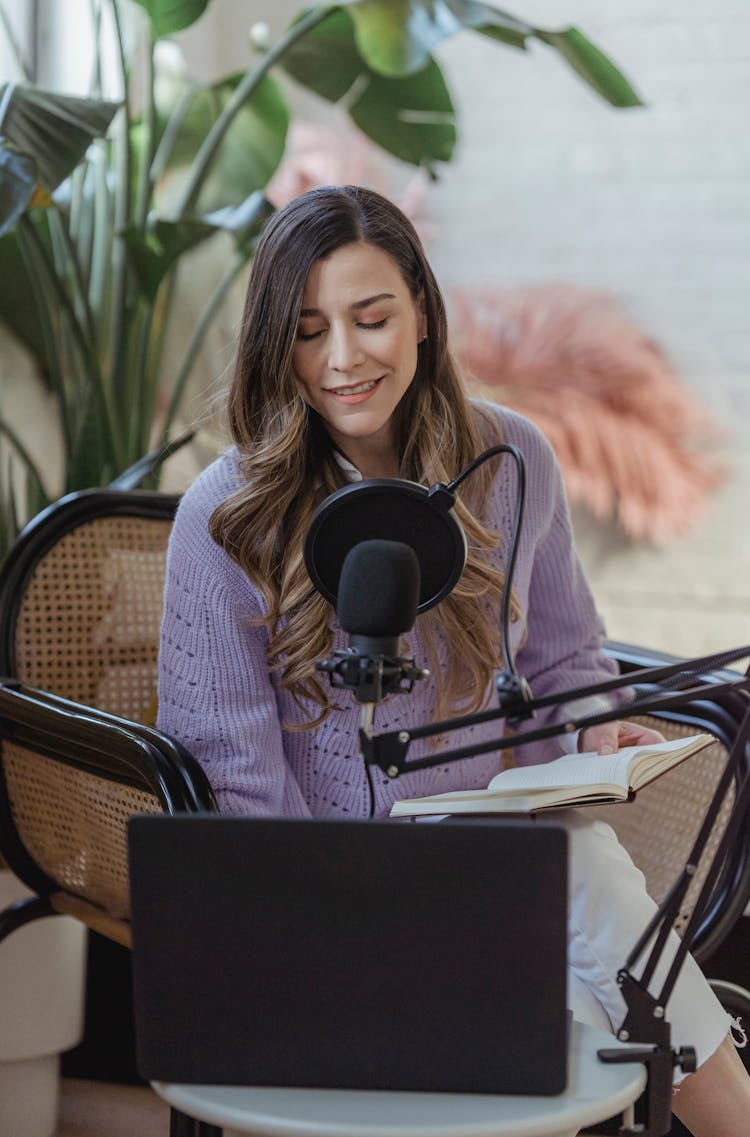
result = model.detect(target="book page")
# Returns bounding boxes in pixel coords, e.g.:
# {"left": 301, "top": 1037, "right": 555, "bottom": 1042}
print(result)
{"left": 485, "top": 734, "right": 710, "bottom": 796}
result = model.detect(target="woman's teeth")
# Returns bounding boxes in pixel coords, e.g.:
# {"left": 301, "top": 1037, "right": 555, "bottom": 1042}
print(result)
{"left": 331, "top": 379, "right": 378, "bottom": 395}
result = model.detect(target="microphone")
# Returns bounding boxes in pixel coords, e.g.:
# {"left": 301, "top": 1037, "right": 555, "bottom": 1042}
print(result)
{"left": 305, "top": 444, "right": 532, "bottom": 718}
{"left": 315, "top": 539, "right": 429, "bottom": 734}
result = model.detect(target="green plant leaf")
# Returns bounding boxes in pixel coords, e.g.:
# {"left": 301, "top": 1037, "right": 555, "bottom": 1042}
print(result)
{"left": 0, "top": 455, "right": 21, "bottom": 565}
{"left": 130, "top": 0, "right": 210, "bottom": 37}
{"left": 0, "top": 214, "right": 55, "bottom": 378}
{"left": 281, "top": 9, "right": 366, "bottom": 102}
{"left": 350, "top": 60, "right": 455, "bottom": 164}
{"left": 338, "top": 1, "right": 642, "bottom": 106}
{"left": 159, "top": 73, "right": 288, "bottom": 213}
{"left": 203, "top": 190, "right": 275, "bottom": 256}
{"left": 0, "top": 83, "right": 120, "bottom": 193}
{"left": 0, "top": 145, "right": 36, "bottom": 235}
{"left": 281, "top": 8, "right": 455, "bottom": 165}
{"left": 108, "top": 429, "right": 196, "bottom": 490}
{"left": 535, "top": 28, "right": 643, "bottom": 107}
{"left": 0, "top": 224, "right": 42, "bottom": 363}
{"left": 122, "top": 217, "right": 218, "bottom": 301}
{"left": 0, "top": 418, "right": 52, "bottom": 547}
{"left": 344, "top": 0, "right": 532, "bottom": 75}
{"left": 65, "top": 387, "right": 116, "bottom": 491}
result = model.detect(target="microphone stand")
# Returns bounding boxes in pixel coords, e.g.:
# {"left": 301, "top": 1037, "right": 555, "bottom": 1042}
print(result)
{"left": 359, "top": 646, "right": 750, "bottom": 1137}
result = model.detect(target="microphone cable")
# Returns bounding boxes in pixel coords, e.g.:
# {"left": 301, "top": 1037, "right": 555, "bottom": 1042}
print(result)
{"left": 439, "top": 443, "right": 528, "bottom": 711}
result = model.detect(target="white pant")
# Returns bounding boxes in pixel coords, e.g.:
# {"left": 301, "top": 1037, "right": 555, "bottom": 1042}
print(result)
{"left": 563, "top": 810, "right": 731, "bottom": 1083}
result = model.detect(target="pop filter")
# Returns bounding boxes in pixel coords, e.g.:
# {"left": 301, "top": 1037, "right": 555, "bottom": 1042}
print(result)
{"left": 304, "top": 478, "right": 466, "bottom": 615}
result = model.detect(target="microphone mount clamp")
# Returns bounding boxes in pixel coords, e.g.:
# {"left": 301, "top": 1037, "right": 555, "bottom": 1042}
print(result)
{"left": 316, "top": 648, "right": 429, "bottom": 706}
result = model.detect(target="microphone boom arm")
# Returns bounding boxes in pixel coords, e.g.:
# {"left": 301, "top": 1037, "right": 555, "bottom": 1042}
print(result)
{"left": 359, "top": 645, "right": 750, "bottom": 777}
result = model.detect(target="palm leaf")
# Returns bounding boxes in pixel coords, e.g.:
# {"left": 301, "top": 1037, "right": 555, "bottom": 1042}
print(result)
{"left": 0, "top": 145, "right": 36, "bottom": 235}
{"left": 0, "top": 83, "right": 120, "bottom": 194}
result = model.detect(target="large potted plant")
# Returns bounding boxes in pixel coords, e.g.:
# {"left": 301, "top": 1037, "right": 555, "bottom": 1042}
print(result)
{"left": 0, "top": 0, "right": 642, "bottom": 561}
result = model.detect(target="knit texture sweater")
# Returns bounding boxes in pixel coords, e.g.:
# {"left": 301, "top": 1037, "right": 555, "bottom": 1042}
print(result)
{"left": 157, "top": 403, "right": 618, "bottom": 818}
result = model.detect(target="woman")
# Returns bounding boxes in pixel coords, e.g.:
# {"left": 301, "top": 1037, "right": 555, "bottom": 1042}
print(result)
{"left": 158, "top": 184, "right": 750, "bottom": 1132}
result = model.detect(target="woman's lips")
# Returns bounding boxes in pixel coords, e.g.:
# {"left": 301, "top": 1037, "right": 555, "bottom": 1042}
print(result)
{"left": 325, "top": 376, "right": 383, "bottom": 405}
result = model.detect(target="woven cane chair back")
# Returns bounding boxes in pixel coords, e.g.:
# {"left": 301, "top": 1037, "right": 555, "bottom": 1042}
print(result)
{"left": 2, "top": 738, "right": 161, "bottom": 923}
{"left": 0, "top": 491, "right": 216, "bottom": 940}
{"left": 12, "top": 508, "right": 173, "bottom": 722}
{"left": 587, "top": 715, "right": 735, "bottom": 943}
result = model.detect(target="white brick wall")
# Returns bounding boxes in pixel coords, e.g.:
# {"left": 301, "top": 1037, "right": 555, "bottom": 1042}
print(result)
{"left": 424, "top": 0, "right": 750, "bottom": 655}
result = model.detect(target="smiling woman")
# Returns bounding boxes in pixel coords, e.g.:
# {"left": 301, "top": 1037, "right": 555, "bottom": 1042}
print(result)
{"left": 292, "top": 242, "right": 427, "bottom": 477}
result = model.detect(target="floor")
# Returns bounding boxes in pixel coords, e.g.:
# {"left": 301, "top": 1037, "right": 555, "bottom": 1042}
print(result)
{"left": 57, "top": 1078, "right": 169, "bottom": 1136}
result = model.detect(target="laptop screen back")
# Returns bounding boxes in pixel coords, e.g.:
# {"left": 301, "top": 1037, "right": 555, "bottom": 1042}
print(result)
{"left": 128, "top": 815, "right": 568, "bottom": 1095}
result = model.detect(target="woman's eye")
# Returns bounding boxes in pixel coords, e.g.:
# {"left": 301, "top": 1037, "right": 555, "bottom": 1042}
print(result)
{"left": 297, "top": 328, "right": 324, "bottom": 341}
{"left": 359, "top": 318, "right": 387, "bottom": 330}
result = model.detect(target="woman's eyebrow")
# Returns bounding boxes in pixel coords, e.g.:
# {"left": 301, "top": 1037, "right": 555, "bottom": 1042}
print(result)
{"left": 299, "top": 292, "right": 396, "bottom": 318}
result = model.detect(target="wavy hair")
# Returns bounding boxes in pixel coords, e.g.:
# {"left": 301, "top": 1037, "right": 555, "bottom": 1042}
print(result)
{"left": 209, "top": 185, "right": 519, "bottom": 725}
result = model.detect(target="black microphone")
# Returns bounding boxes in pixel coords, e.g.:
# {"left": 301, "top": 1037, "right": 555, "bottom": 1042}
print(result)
{"left": 315, "top": 539, "right": 429, "bottom": 733}
{"left": 339, "top": 540, "right": 419, "bottom": 656}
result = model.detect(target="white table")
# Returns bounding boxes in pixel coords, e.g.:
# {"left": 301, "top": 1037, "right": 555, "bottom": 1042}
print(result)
{"left": 153, "top": 1020, "right": 648, "bottom": 1137}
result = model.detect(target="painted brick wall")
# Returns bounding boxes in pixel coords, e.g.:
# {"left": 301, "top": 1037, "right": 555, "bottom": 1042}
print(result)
{"left": 426, "top": 0, "right": 750, "bottom": 654}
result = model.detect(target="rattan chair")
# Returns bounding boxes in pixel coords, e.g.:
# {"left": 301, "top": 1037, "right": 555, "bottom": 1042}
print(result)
{"left": 0, "top": 488, "right": 219, "bottom": 1137}
{"left": 0, "top": 488, "right": 749, "bottom": 1137}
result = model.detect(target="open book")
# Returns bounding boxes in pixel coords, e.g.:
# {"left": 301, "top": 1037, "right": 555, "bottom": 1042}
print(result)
{"left": 390, "top": 733, "right": 713, "bottom": 818}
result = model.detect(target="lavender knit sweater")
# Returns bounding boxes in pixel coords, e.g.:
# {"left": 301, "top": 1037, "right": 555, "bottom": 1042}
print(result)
{"left": 157, "top": 403, "right": 618, "bottom": 818}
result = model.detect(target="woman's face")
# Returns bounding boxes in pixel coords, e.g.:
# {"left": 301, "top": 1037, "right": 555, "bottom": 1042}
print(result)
{"left": 292, "top": 241, "right": 426, "bottom": 477}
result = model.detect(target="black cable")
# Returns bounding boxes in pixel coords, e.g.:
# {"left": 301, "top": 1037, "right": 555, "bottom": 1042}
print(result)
{"left": 445, "top": 443, "right": 526, "bottom": 684}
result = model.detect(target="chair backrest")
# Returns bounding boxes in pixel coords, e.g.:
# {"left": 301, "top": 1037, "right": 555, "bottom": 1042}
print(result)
{"left": 0, "top": 490, "right": 216, "bottom": 938}
{"left": 0, "top": 489, "right": 179, "bottom": 721}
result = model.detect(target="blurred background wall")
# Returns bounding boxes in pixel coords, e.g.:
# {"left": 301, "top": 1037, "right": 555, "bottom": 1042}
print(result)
{"left": 423, "top": 0, "right": 750, "bottom": 658}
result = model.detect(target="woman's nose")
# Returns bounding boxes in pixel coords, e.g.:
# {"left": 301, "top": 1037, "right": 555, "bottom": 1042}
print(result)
{"left": 328, "top": 324, "right": 364, "bottom": 371}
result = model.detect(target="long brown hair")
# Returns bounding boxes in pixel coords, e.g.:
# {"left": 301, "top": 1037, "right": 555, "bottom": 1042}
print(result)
{"left": 210, "top": 185, "right": 515, "bottom": 725}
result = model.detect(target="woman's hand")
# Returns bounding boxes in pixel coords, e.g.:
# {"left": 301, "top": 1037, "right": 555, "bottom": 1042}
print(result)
{"left": 579, "top": 720, "right": 665, "bottom": 756}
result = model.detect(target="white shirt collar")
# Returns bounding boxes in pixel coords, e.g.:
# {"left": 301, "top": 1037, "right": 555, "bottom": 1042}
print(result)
{"left": 333, "top": 450, "right": 364, "bottom": 483}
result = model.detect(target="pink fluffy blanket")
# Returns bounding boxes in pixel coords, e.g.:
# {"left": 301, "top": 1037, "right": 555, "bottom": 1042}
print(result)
{"left": 451, "top": 283, "right": 725, "bottom": 544}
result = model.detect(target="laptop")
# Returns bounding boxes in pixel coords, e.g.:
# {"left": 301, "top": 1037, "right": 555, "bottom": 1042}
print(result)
{"left": 128, "top": 814, "right": 568, "bottom": 1095}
